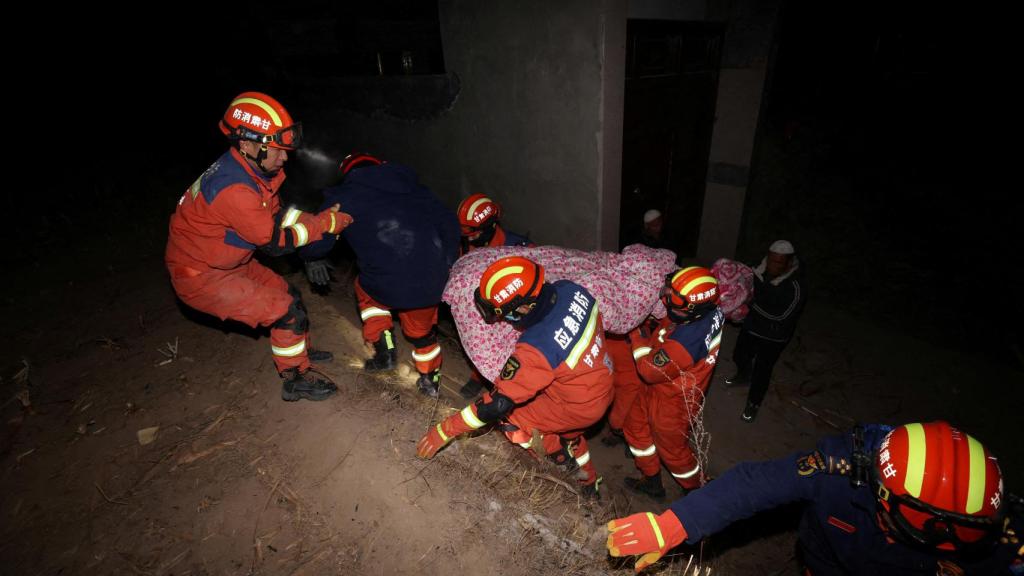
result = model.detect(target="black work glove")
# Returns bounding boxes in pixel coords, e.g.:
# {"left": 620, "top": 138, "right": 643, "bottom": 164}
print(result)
{"left": 304, "top": 259, "right": 334, "bottom": 287}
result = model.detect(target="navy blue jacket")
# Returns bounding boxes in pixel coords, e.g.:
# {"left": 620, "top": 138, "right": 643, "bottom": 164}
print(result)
{"left": 300, "top": 163, "right": 460, "bottom": 309}
{"left": 669, "top": 426, "right": 1023, "bottom": 575}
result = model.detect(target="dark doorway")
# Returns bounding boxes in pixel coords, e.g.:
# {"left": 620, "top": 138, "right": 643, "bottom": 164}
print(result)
{"left": 619, "top": 20, "right": 723, "bottom": 258}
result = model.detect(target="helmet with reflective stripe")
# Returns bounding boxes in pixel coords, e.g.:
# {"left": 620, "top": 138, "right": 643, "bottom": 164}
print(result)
{"left": 340, "top": 152, "right": 383, "bottom": 175}
{"left": 219, "top": 91, "right": 301, "bottom": 150}
{"left": 457, "top": 193, "right": 501, "bottom": 235}
{"left": 474, "top": 256, "right": 544, "bottom": 323}
{"left": 661, "top": 266, "right": 719, "bottom": 322}
{"left": 873, "top": 421, "right": 1005, "bottom": 552}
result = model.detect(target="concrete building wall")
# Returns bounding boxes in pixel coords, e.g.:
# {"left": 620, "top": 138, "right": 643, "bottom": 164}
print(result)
{"left": 308, "top": 0, "right": 626, "bottom": 250}
{"left": 697, "top": 0, "right": 778, "bottom": 261}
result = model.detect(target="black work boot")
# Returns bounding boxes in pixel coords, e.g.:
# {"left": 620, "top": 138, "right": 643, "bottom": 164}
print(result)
{"left": 280, "top": 368, "right": 338, "bottom": 402}
{"left": 580, "top": 477, "right": 602, "bottom": 501}
{"left": 741, "top": 401, "right": 760, "bottom": 423}
{"left": 458, "top": 376, "right": 484, "bottom": 399}
{"left": 416, "top": 370, "right": 441, "bottom": 397}
{"left": 724, "top": 369, "right": 750, "bottom": 387}
{"left": 308, "top": 348, "right": 334, "bottom": 363}
{"left": 624, "top": 473, "right": 667, "bottom": 499}
{"left": 364, "top": 330, "right": 396, "bottom": 372}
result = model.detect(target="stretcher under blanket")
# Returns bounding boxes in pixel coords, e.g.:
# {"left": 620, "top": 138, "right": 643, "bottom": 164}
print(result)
{"left": 442, "top": 244, "right": 677, "bottom": 382}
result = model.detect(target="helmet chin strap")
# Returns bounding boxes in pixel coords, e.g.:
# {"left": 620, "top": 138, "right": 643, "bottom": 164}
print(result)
{"left": 239, "top": 142, "right": 275, "bottom": 174}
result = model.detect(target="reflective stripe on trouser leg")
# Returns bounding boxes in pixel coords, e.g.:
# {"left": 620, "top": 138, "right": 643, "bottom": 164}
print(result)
{"left": 412, "top": 343, "right": 442, "bottom": 374}
{"left": 353, "top": 277, "right": 394, "bottom": 343}
{"left": 670, "top": 463, "right": 702, "bottom": 489}
{"left": 573, "top": 437, "right": 597, "bottom": 485}
{"left": 270, "top": 327, "right": 309, "bottom": 372}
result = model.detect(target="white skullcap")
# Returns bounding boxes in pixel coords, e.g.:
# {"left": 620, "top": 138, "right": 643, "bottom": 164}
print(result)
{"left": 769, "top": 240, "right": 795, "bottom": 255}
{"left": 643, "top": 209, "right": 662, "bottom": 224}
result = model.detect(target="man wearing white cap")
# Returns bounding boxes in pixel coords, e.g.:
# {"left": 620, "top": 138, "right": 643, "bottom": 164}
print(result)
{"left": 640, "top": 209, "right": 665, "bottom": 248}
{"left": 725, "top": 239, "right": 806, "bottom": 422}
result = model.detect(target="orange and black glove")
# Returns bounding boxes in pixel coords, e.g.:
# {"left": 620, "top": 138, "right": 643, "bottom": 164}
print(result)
{"left": 416, "top": 404, "right": 487, "bottom": 459}
{"left": 606, "top": 510, "right": 687, "bottom": 572}
{"left": 317, "top": 204, "right": 353, "bottom": 235}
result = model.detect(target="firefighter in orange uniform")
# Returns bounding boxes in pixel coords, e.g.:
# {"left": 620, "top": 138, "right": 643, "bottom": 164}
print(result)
{"left": 621, "top": 266, "right": 723, "bottom": 497}
{"left": 416, "top": 257, "right": 614, "bottom": 497}
{"left": 166, "top": 92, "right": 351, "bottom": 401}
{"left": 455, "top": 193, "right": 533, "bottom": 399}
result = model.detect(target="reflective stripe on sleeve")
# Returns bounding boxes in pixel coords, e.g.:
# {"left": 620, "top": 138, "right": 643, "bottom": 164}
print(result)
{"left": 460, "top": 405, "right": 486, "bottom": 429}
{"left": 281, "top": 207, "right": 302, "bottom": 228}
{"left": 633, "top": 346, "right": 652, "bottom": 360}
{"left": 291, "top": 223, "right": 309, "bottom": 246}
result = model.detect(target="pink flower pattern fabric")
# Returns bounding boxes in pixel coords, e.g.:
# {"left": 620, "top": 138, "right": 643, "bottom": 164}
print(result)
{"left": 443, "top": 244, "right": 678, "bottom": 382}
{"left": 711, "top": 258, "right": 753, "bottom": 322}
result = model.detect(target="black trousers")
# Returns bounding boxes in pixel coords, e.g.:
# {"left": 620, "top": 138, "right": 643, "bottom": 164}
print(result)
{"left": 732, "top": 328, "right": 788, "bottom": 406}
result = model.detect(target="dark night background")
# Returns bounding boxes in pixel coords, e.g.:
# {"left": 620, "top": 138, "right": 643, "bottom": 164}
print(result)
{"left": 9, "top": 1, "right": 1020, "bottom": 370}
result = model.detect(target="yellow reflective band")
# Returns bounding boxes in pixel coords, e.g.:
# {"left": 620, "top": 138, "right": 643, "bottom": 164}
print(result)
{"left": 485, "top": 265, "right": 524, "bottom": 299}
{"left": 231, "top": 97, "right": 283, "bottom": 127}
{"left": 411, "top": 345, "right": 441, "bottom": 362}
{"left": 435, "top": 423, "right": 449, "bottom": 443}
{"left": 647, "top": 512, "right": 666, "bottom": 549}
{"left": 292, "top": 223, "right": 309, "bottom": 246}
{"left": 681, "top": 275, "right": 717, "bottom": 296}
{"left": 671, "top": 464, "right": 700, "bottom": 479}
{"left": 384, "top": 330, "right": 394, "bottom": 349}
{"left": 461, "top": 405, "right": 486, "bottom": 429}
{"left": 965, "top": 434, "right": 986, "bottom": 514}
{"left": 633, "top": 346, "right": 652, "bottom": 360}
{"left": 566, "top": 302, "right": 599, "bottom": 369}
{"left": 903, "top": 423, "right": 926, "bottom": 498}
{"left": 360, "top": 307, "right": 391, "bottom": 321}
{"left": 629, "top": 444, "right": 657, "bottom": 457}
{"left": 281, "top": 207, "right": 302, "bottom": 228}
{"left": 575, "top": 451, "right": 591, "bottom": 467}
{"left": 467, "top": 197, "right": 492, "bottom": 220}
{"left": 671, "top": 266, "right": 699, "bottom": 283}
{"left": 518, "top": 442, "right": 532, "bottom": 449}
{"left": 657, "top": 328, "right": 666, "bottom": 343}
{"left": 272, "top": 339, "right": 306, "bottom": 357}
{"left": 329, "top": 212, "right": 337, "bottom": 233}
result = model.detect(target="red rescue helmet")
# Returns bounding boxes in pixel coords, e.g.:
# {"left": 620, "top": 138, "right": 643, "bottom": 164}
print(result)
{"left": 661, "top": 266, "right": 719, "bottom": 322}
{"left": 340, "top": 152, "right": 383, "bottom": 175}
{"left": 474, "top": 256, "right": 544, "bottom": 323}
{"left": 219, "top": 92, "right": 302, "bottom": 150}
{"left": 457, "top": 193, "right": 501, "bottom": 235}
{"left": 874, "top": 421, "right": 1006, "bottom": 552}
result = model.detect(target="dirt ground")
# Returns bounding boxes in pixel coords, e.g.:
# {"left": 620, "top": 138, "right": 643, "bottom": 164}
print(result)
{"left": 1, "top": 253, "right": 1021, "bottom": 576}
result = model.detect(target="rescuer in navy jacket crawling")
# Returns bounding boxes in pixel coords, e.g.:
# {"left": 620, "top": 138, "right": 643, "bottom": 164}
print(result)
{"left": 605, "top": 421, "right": 1023, "bottom": 575}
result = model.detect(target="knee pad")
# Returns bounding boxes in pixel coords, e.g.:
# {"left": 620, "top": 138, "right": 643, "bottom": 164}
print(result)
{"left": 273, "top": 291, "right": 309, "bottom": 335}
{"left": 475, "top": 392, "right": 514, "bottom": 422}
{"left": 404, "top": 327, "right": 437, "bottom": 349}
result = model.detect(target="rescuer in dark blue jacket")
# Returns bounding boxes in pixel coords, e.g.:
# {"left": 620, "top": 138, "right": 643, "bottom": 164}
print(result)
{"left": 606, "top": 421, "right": 1022, "bottom": 575}
{"left": 300, "top": 153, "right": 460, "bottom": 396}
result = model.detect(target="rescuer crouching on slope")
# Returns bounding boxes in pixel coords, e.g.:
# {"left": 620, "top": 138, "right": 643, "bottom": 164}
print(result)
{"left": 416, "top": 257, "right": 614, "bottom": 498}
